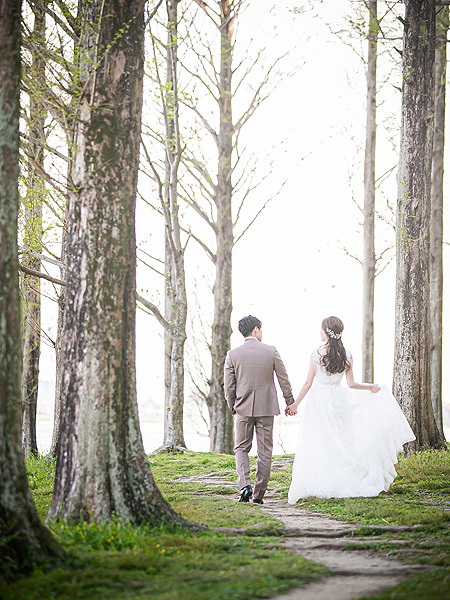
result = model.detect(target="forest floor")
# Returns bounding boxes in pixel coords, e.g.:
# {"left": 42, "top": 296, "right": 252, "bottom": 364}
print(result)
{"left": 1, "top": 449, "right": 450, "bottom": 600}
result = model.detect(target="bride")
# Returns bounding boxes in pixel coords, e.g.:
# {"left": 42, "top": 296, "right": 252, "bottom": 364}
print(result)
{"left": 287, "top": 316, "right": 415, "bottom": 503}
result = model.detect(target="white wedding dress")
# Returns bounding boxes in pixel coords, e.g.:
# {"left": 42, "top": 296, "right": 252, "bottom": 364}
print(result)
{"left": 288, "top": 347, "right": 416, "bottom": 503}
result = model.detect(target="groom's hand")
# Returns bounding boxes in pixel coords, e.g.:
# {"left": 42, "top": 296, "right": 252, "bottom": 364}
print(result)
{"left": 285, "top": 405, "right": 297, "bottom": 416}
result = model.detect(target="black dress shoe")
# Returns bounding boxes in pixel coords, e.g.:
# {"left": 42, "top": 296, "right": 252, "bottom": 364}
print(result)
{"left": 239, "top": 485, "right": 252, "bottom": 502}
{"left": 252, "top": 498, "right": 263, "bottom": 504}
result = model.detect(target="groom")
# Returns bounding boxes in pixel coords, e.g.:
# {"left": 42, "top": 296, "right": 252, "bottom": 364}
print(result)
{"left": 224, "top": 315, "right": 296, "bottom": 504}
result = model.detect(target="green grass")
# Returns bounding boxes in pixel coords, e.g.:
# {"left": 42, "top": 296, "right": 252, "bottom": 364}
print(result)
{"left": 360, "top": 567, "right": 450, "bottom": 600}
{"left": 4, "top": 448, "right": 450, "bottom": 600}
{"left": 0, "top": 452, "right": 326, "bottom": 599}
{"left": 26, "top": 455, "right": 56, "bottom": 519}
{"left": 281, "top": 449, "right": 450, "bottom": 566}
{"left": 148, "top": 451, "right": 281, "bottom": 528}
{"left": 281, "top": 449, "right": 450, "bottom": 525}
{"left": 1, "top": 527, "right": 325, "bottom": 600}
{"left": 282, "top": 448, "right": 450, "bottom": 599}
{"left": 149, "top": 451, "right": 237, "bottom": 480}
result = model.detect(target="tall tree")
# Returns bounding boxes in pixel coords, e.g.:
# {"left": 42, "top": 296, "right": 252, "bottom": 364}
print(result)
{"left": 430, "top": 4, "right": 448, "bottom": 438}
{"left": 20, "top": 0, "right": 78, "bottom": 459}
{"left": 163, "top": 0, "right": 187, "bottom": 453}
{"left": 145, "top": 0, "right": 188, "bottom": 452}
{"left": 0, "top": 0, "right": 61, "bottom": 574}
{"left": 21, "top": 2, "right": 46, "bottom": 458}
{"left": 184, "top": 0, "right": 283, "bottom": 453}
{"left": 48, "top": 0, "right": 184, "bottom": 524}
{"left": 393, "top": 0, "right": 445, "bottom": 450}
{"left": 209, "top": 0, "right": 235, "bottom": 454}
{"left": 187, "top": 0, "right": 241, "bottom": 454}
{"left": 362, "top": 0, "right": 378, "bottom": 382}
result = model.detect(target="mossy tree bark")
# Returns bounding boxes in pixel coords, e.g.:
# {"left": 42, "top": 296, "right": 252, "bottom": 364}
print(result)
{"left": 0, "top": 0, "right": 61, "bottom": 575}
{"left": 393, "top": 0, "right": 445, "bottom": 450}
{"left": 21, "top": 3, "right": 46, "bottom": 458}
{"left": 48, "top": 0, "right": 184, "bottom": 524}
{"left": 430, "top": 4, "right": 448, "bottom": 438}
{"left": 362, "top": 0, "right": 377, "bottom": 383}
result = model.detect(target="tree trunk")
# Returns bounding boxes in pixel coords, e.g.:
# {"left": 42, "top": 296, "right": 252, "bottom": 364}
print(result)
{"left": 49, "top": 227, "right": 66, "bottom": 458}
{"left": 161, "top": 0, "right": 187, "bottom": 452}
{"left": 208, "top": 0, "right": 234, "bottom": 454}
{"left": 48, "top": 0, "right": 184, "bottom": 524}
{"left": 0, "top": 0, "right": 61, "bottom": 575}
{"left": 21, "top": 4, "right": 46, "bottom": 458}
{"left": 50, "top": 297, "right": 63, "bottom": 458}
{"left": 49, "top": 0, "right": 80, "bottom": 458}
{"left": 362, "top": 0, "right": 377, "bottom": 382}
{"left": 393, "top": 0, "right": 445, "bottom": 450}
{"left": 163, "top": 237, "right": 175, "bottom": 445}
{"left": 21, "top": 260, "right": 41, "bottom": 458}
{"left": 430, "top": 5, "right": 448, "bottom": 438}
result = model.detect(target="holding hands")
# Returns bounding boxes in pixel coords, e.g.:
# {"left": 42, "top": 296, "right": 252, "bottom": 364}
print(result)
{"left": 285, "top": 403, "right": 298, "bottom": 417}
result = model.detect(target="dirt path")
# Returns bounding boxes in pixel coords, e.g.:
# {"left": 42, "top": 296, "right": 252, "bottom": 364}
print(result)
{"left": 178, "top": 462, "right": 428, "bottom": 600}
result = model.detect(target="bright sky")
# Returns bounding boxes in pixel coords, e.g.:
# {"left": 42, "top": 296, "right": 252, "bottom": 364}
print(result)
{"left": 37, "top": 0, "right": 450, "bottom": 446}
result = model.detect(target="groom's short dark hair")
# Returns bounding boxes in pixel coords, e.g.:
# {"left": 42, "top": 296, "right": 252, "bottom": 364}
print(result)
{"left": 238, "top": 315, "right": 262, "bottom": 337}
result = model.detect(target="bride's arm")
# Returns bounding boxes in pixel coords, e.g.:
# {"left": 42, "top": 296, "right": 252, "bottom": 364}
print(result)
{"left": 345, "top": 357, "right": 380, "bottom": 393}
{"left": 289, "top": 357, "right": 315, "bottom": 411}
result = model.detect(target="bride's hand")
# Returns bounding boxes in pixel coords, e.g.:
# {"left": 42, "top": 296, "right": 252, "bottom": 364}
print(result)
{"left": 371, "top": 384, "right": 381, "bottom": 393}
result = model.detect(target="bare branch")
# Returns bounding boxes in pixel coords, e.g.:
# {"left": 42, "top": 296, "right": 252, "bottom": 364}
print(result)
{"left": 32, "top": 0, "right": 79, "bottom": 42}
{"left": 180, "top": 226, "right": 216, "bottom": 263}
{"left": 232, "top": 157, "right": 276, "bottom": 227}
{"left": 54, "top": 0, "right": 81, "bottom": 36}
{"left": 178, "top": 54, "right": 219, "bottom": 103}
{"left": 191, "top": 0, "right": 220, "bottom": 26}
{"left": 19, "top": 261, "right": 170, "bottom": 330}
{"left": 233, "top": 179, "right": 288, "bottom": 245}
{"left": 375, "top": 251, "right": 395, "bottom": 277}
{"left": 375, "top": 164, "right": 397, "bottom": 187}
{"left": 18, "top": 247, "right": 64, "bottom": 268}
{"left": 20, "top": 132, "right": 68, "bottom": 164}
{"left": 233, "top": 52, "right": 289, "bottom": 134}
{"left": 145, "top": 0, "right": 164, "bottom": 26}
{"left": 138, "top": 245, "right": 164, "bottom": 264}
{"left": 180, "top": 99, "right": 219, "bottom": 144}
{"left": 19, "top": 263, "right": 66, "bottom": 286}
{"left": 182, "top": 151, "right": 217, "bottom": 193}
{"left": 177, "top": 186, "right": 216, "bottom": 231}
{"left": 233, "top": 48, "right": 262, "bottom": 96}
{"left": 341, "top": 247, "right": 362, "bottom": 265}
{"left": 136, "top": 292, "right": 171, "bottom": 329}
{"left": 140, "top": 137, "right": 180, "bottom": 261}
{"left": 137, "top": 256, "right": 165, "bottom": 277}
{"left": 137, "top": 188, "right": 164, "bottom": 216}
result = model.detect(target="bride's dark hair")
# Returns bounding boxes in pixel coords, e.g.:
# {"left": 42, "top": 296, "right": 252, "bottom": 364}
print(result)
{"left": 320, "top": 316, "right": 350, "bottom": 374}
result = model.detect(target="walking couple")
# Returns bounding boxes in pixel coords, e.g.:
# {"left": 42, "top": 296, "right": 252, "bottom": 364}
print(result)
{"left": 224, "top": 315, "right": 415, "bottom": 505}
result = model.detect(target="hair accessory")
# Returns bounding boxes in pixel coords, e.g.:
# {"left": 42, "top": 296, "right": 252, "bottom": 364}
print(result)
{"left": 326, "top": 327, "right": 341, "bottom": 340}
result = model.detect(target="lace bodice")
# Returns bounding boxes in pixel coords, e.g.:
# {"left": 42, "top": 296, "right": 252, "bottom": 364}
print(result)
{"left": 312, "top": 347, "right": 351, "bottom": 385}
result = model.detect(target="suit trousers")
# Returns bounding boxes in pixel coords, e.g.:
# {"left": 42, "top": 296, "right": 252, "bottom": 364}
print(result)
{"left": 234, "top": 414, "right": 274, "bottom": 500}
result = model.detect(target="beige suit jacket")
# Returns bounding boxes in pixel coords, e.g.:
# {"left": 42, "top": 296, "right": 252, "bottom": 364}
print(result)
{"left": 224, "top": 338, "right": 295, "bottom": 417}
